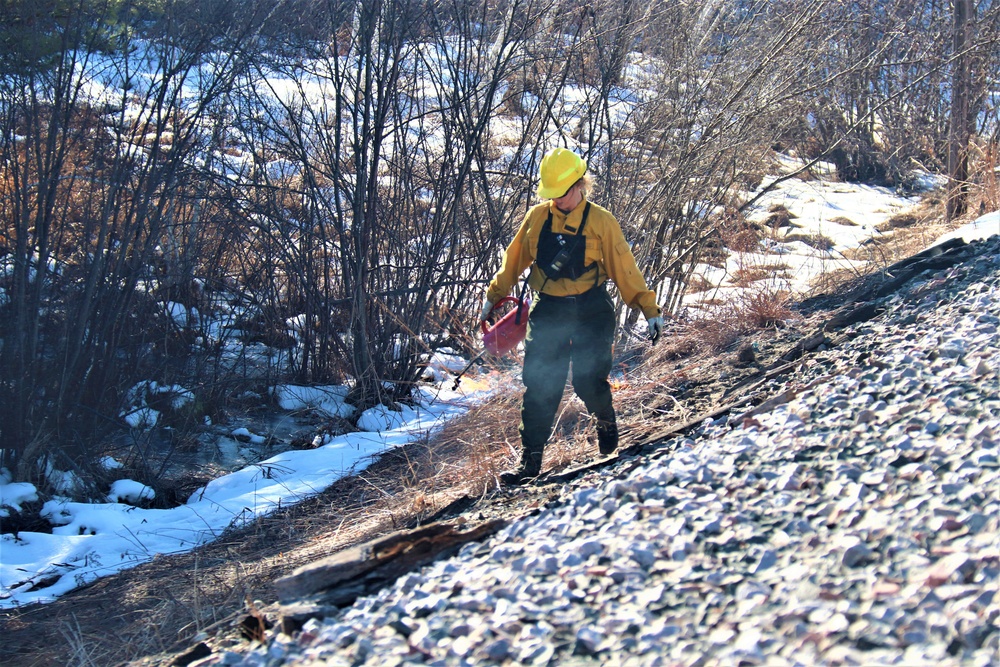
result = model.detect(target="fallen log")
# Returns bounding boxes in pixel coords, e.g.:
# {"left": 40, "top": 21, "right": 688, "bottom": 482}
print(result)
{"left": 274, "top": 519, "right": 506, "bottom": 605}
{"left": 842, "top": 237, "right": 968, "bottom": 305}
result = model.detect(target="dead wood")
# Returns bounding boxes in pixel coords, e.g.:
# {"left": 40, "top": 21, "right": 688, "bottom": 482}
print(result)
{"left": 273, "top": 518, "right": 507, "bottom": 622}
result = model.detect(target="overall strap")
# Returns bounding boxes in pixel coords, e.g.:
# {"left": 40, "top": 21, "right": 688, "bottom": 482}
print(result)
{"left": 574, "top": 202, "right": 592, "bottom": 235}
{"left": 535, "top": 202, "right": 595, "bottom": 293}
{"left": 575, "top": 203, "right": 599, "bottom": 288}
{"left": 515, "top": 276, "right": 530, "bottom": 325}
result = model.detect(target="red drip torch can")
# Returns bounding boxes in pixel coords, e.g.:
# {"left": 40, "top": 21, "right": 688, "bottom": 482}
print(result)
{"left": 481, "top": 296, "right": 530, "bottom": 357}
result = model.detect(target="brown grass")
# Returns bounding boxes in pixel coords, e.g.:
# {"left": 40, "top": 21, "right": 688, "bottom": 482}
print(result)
{"left": 738, "top": 288, "right": 793, "bottom": 328}
{"left": 725, "top": 227, "right": 762, "bottom": 253}
{"left": 674, "top": 276, "right": 795, "bottom": 353}
{"left": 683, "top": 311, "right": 748, "bottom": 351}
{"left": 730, "top": 267, "right": 771, "bottom": 286}
{"left": 684, "top": 274, "right": 716, "bottom": 294}
{"left": 876, "top": 212, "right": 918, "bottom": 232}
{"left": 839, "top": 196, "right": 955, "bottom": 270}
{"left": 784, "top": 231, "right": 835, "bottom": 251}
{"left": 731, "top": 263, "right": 790, "bottom": 288}
{"left": 716, "top": 211, "right": 763, "bottom": 253}
{"left": 807, "top": 266, "right": 864, "bottom": 296}
{"left": 699, "top": 241, "right": 730, "bottom": 269}
{"left": 806, "top": 194, "right": 974, "bottom": 298}
{"left": 976, "top": 142, "right": 999, "bottom": 213}
{"left": 651, "top": 333, "right": 699, "bottom": 361}
{"left": 765, "top": 204, "right": 797, "bottom": 229}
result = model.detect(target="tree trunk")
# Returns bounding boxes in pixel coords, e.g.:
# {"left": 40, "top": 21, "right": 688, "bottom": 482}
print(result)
{"left": 947, "top": 0, "right": 975, "bottom": 221}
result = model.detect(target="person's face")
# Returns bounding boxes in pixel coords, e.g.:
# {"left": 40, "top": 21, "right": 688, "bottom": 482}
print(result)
{"left": 553, "top": 182, "right": 583, "bottom": 213}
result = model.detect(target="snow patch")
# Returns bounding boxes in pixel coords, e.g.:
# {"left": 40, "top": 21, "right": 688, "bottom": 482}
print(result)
{"left": 106, "top": 479, "right": 155, "bottom": 505}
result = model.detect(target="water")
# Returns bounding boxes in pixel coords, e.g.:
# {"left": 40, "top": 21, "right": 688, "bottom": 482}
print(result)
{"left": 121, "top": 409, "right": 336, "bottom": 504}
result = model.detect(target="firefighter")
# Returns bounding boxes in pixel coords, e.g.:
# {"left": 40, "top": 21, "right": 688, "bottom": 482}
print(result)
{"left": 481, "top": 148, "right": 663, "bottom": 485}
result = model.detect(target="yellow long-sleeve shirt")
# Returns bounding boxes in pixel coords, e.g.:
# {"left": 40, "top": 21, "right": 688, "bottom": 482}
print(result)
{"left": 486, "top": 198, "right": 661, "bottom": 319}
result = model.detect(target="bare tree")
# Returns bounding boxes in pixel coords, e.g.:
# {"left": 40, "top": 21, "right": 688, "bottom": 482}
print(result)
{"left": 230, "top": 0, "right": 555, "bottom": 409}
{"left": 0, "top": 0, "right": 277, "bottom": 479}
{"left": 948, "top": 0, "right": 975, "bottom": 220}
{"left": 581, "top": 1, "right": 845, "bottom": 317}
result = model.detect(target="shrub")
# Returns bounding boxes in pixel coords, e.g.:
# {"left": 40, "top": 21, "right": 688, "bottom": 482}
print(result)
{"left": 725, "top": 226, "right": 763, "bottom": 253}
{"left": 738, "top": 288, "right": 793, "bottom": 328}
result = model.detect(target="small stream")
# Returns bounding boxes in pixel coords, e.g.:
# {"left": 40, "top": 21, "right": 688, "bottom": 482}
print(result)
{"left": 124, "top": 409, "right": 333, "bottom": 503}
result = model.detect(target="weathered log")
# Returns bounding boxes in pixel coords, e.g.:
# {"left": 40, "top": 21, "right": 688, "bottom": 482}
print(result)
{"left": 825, "top": 301, "right": 887, "bottom": 331}
{"left": 842, "top": 237, "right": 968, "bottom": 305}
{"left": 274, "top": 519, "right": 505, "bottom": 604}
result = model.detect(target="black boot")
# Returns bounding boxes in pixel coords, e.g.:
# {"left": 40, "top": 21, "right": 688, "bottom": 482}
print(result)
{"left": 500, "top": 445, "right": 543, "bottom": 485}
{"left": 597, "top": 418, "right": 619, "bottom": 456}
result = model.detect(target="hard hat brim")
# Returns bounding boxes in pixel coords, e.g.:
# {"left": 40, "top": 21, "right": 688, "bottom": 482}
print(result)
{"left": 536, "top": 182, "right": 573, "bottom": 199}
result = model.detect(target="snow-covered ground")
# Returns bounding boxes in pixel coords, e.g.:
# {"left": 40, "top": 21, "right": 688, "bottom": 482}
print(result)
{"left": 680, "top": 155, "right": 1000, "bottom": 316}
{"left": 686, "top": 164, "right": 945, "bottom": 310}
{"left": 0, "top": 355, "right": 491, "bottom": 609}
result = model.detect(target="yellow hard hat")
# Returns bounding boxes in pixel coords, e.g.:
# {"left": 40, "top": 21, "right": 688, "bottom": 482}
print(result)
{"left": 536, "top": 148, "right": 587, "bottom": 199}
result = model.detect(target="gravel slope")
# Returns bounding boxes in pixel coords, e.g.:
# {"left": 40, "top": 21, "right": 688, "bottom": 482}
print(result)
{"left": 205, "top": 237, "right": 999, "bottom": 667}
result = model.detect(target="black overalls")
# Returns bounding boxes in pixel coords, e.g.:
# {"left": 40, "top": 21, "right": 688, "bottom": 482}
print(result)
{"left": 517, "top": 204, "right": 618, "bottom": 476}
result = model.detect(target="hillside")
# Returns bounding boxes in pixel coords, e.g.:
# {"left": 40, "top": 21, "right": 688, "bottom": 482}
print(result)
{"left": 1, "top": 208, "right": 996, "bottom": 666}
{"left": 178, "top": 232, "right": 1000, "bottom": 667}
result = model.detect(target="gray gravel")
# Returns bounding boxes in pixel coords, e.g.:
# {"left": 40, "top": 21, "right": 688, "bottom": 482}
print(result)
{"left": 209, "top": 237, "right": 1000, "bottom": 666}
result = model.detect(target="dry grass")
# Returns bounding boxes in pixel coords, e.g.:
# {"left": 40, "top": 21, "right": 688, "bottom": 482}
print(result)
{"left": 699, "top": 241, "right": 731, "bottom": 269}
{"left": 731, "top": 263, "right": 790, "bottom": 287}
{"left": 764, "top": 204, "right": 797, "bottom": 229}
{"left": 738, "top": 288, "right": 794, "bottom": 328}
{"left": 803, "top": 190, "right": 991, "bottom": 298}
{"left": 806, "top": 266, "right": 865, "bottom": 296}
{"left": 681, "top": 311, "right": 748, "bottom": 352}
{"left": 679, "top": 284, "right": 794, "bottom": 352}
{"left": 650, "top": 332, "right": 700, "bottom": 362}
{"left": 784, "top": 231, "right": 835, "bottom": 251}
{"left": 720, "top": 224, "right": 763, "bottom": 253}
{"left": 975, "top": 142, "right": 1000, "bottom": 213}
{"left": 684, "top": 274, "right": 716, "bottom": 294}
{"left": 417, "top": 379, "right": 523, "bottom": 492}
{"left": 875, "top": 212, "right": 918, "bottom": 232}
{"left": 730, "top": 267, "right": 771, "bottom": 286}
{"left": 432, "top": 376, "right": 601, "bottom": 482}
{"left": 839, "top": 197, "right": 954, "bottom": 269}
